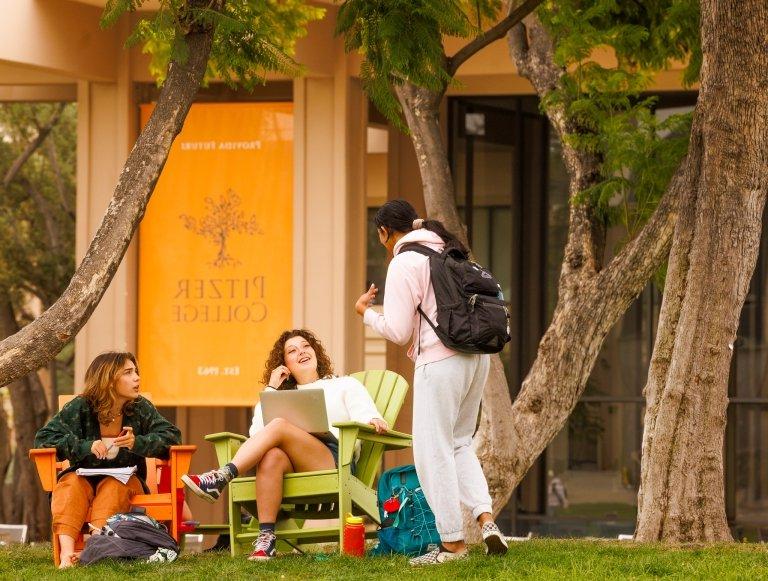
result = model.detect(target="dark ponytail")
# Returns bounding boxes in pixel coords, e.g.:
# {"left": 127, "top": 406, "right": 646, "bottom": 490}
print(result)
{"left": 421, "top": 219, "right": 468, "bottom": 256}
{"left": 374, "top": 199, "right": 469, "bottom": 256}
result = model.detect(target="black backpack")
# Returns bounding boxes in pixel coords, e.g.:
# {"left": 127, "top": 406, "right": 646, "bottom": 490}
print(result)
{"left": 79, "top": 512, "right": 179, "bottom": 565}
{"left": 400, "top": 243, "right": 511, "bottom": 354}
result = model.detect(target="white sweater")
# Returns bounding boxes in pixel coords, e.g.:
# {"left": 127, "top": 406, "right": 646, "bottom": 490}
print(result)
{"left": 249, "top": 376, "right": 384, "bottom": 443}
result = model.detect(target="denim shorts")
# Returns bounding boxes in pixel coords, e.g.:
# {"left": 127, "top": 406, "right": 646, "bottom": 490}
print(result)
{"left": 323, "top": 439, "right": 356, "bottom": 474}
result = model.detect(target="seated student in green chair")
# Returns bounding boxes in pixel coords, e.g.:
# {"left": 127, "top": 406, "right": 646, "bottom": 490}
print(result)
{"left": 182, "top": 329, "right": 388, "bottom": 561}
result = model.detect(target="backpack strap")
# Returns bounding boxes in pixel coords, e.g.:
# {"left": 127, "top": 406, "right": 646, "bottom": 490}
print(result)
{"left": 398, "top": 242, "right": 438, "bottom": 257}
{"left": 398, "top": 243, "right": 439, "bottom": 356}
{"left": 416, "top": 305, "right": 439, "bottom": 334}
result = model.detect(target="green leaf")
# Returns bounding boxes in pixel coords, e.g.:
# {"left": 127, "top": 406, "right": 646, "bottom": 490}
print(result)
{"left": 538, "top": 0, "right": 699, "bottom": 239}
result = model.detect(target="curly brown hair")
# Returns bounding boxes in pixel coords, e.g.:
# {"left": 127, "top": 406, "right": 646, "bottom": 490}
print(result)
{"left": 261, "top": 329, "right": 334, "bottom": 390}
{"left": 82, "top": 352, "right": 138, "bottom": 424}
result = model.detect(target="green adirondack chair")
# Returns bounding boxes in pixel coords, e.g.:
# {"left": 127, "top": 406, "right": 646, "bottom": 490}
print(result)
{"left": 205, "top": 370, "right": 412, "bottom": 556}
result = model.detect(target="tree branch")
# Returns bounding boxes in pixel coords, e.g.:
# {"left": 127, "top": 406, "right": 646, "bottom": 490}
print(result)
{"left": 448, "top": 0, "right": 544, "bottom": 76}
{"left": 2, "top": 103, "right": 65, "bottom": 189}
{"left": 44, "top": 137, "right": 75, "bottom": 219}
{"left": 508, "top": 13, "right": 605, "bottom": 279}
{"left": 21, "top": 178, "right": 61, "bottom": 253}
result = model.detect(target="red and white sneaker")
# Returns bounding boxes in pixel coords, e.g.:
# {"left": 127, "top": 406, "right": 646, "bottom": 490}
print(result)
{"left": 248, "top": 531, "right": 277, "bottom": 561}
{"left": 181, "top": 469, "right": 229, "bottom": 503}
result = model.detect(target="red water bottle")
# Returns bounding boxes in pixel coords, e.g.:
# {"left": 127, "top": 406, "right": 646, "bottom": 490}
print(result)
{"left": 343, "top": 514, "right": 365, "bottom": 557}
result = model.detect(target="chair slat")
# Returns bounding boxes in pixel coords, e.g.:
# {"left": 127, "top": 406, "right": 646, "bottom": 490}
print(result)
{"left": 350, "top": 370, "right": 410, "bottom": 487}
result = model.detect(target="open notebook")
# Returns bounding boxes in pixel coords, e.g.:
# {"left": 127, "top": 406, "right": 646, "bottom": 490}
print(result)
{"left": 75, "top": 466, "right": 137, "bottom": 485}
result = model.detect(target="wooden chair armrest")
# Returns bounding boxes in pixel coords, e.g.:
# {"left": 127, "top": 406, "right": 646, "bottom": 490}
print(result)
{"left": 333, "top": 422, "right": 413, "bottom": 451}
{"left": 204, "top": 432, "right": 248, "bottom": 466}
{"left": 29, "top": 448, "right": 58, "bottom": 492}
{"left": 154, "top": 445, "right": 198, "bottom": 467}
{"left": 204, "top": 432, "right": 248, "bottom": 443}
{"left": 150, "top": 445, "right": 197, "bottom": 493}
{"left": 333, "top": 421, "right": 413, "bottom": 440}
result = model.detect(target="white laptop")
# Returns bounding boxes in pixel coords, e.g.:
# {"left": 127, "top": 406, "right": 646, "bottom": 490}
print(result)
{"left": 259, "top": 388, "right": 333, "bottom": 439}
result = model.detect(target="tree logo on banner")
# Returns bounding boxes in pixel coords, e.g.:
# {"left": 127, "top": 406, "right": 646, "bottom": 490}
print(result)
{"left": 179, "top": 189, "right": 263, "bottom": 267}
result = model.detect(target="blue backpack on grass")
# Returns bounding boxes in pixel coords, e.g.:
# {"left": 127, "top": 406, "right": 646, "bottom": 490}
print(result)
{"left": 371, "top": 465, "right": 441, "bottom": 557}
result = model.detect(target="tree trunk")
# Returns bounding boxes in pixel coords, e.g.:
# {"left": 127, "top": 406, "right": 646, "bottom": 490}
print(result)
{"left": 0, "top": 393, "right": 11, "bottom": 523}
{"left": 0, "top": 295, "right": 50, "bottom": 540}
{"left": 636, "top": 0, "right": 768, "bottom": 543}
{"left": 0, "top": 18, "right": 214, "bottom": 388}
{"left": 393, "top": 82, "right": 467, "bottom": 240}
{"left": 486, "top": 170, "right": 680, "bottom": 494}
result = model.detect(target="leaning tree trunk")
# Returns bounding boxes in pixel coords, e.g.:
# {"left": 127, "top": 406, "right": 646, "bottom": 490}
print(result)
{"left": 0, "top": 9, "right": 215, "bottom": 388}
{"left": 636, "top": 0, "right": 768, "bottom": 543}
{"left": 0, "top": 296, "right": 50, "bottom": 540}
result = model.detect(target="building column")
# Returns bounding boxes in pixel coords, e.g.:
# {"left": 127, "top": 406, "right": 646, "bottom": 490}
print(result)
{"left": 293, "top": 52, "right": 367, "bottom": 374}
{"left": 73, "top": 18, "right": 137, "bottom": 387}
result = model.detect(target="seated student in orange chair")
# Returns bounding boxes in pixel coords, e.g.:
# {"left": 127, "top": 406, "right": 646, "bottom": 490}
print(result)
{"left": 182, "top": 329, "right": 388, "bottom": 561}
{"left": 34, "top": 351, "right": 182, "bottom": 568}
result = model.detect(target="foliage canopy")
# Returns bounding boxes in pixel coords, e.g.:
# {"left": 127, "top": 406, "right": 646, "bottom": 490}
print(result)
{"left": 0, "top": 104, "right": 76, "bottom": 309}
{"left": 102, "top": 0, "right": 325, "bottom": 88}
{"left": 336, "top": 0, "right": 504, "bottom": 129}
{"left": 541, "top": 0, "right": 700, "bottom": 239}
{"left": 337, "top": 0, "right": 701, "bottom": 245}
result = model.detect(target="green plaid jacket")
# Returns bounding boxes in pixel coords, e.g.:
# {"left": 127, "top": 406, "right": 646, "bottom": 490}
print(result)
{"left": 34, "top": 395, "right": 181, "bottom": 482}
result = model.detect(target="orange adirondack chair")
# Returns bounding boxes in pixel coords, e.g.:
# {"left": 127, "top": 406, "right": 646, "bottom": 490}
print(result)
{"left": 29, "top": 394, "right": 196, "bottom": 567}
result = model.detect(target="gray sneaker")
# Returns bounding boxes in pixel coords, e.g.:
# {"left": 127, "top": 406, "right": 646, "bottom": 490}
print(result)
{"left": 409, "top": 546, "right": 468, "bottom": 566}
{"left": 481, "top": 521, "right": 508, "bottom": 555}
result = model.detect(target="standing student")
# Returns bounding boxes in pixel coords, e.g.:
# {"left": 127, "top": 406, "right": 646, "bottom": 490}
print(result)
{"left": 355, "top": 199, "right": 508, "bottom": 566}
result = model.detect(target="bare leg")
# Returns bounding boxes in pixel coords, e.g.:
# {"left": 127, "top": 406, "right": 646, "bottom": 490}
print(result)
{"left": 58, "top": 535, "right": 78, "bottom": 569}
{"left": 231, "top": 418, "right": 335, "bottom": 474}
{"left": 442, "top": 540, "right": 467, "bottom": 552}
{"left": 51, "top": 473, "right": 93, "bottom": 568}
{"left": 255, "top": 448, "right": 294, "bottom": 523}
{"left": 183, "top": 419, "right": 337, "bottom": 508}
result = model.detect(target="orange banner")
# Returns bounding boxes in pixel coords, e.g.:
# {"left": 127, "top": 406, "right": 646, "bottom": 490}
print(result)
{"left": 138, "top": 102, "right": 293, "bottom": 406}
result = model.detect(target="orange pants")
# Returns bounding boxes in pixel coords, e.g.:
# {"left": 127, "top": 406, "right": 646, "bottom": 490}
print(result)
{"left": 51, "top": 472, "right": 143, "bottom": 538}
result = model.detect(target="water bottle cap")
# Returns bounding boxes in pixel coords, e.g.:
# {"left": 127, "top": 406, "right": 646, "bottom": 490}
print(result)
{"left": 346, "top": 515, "right": 363, "bottom": 525}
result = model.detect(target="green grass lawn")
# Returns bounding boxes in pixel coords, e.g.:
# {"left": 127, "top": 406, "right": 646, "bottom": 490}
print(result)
{"left": 2, "top": 541, "right": 768, "bottom": 580}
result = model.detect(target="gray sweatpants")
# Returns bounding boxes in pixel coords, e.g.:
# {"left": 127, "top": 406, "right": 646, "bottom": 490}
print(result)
{"left": 412, "top": 353, "right": 493, "bottom": 542}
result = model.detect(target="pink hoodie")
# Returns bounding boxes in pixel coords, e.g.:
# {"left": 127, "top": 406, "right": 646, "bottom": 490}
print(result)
{"left": 363, "top": 229, "right": 457, "bottom": 367}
